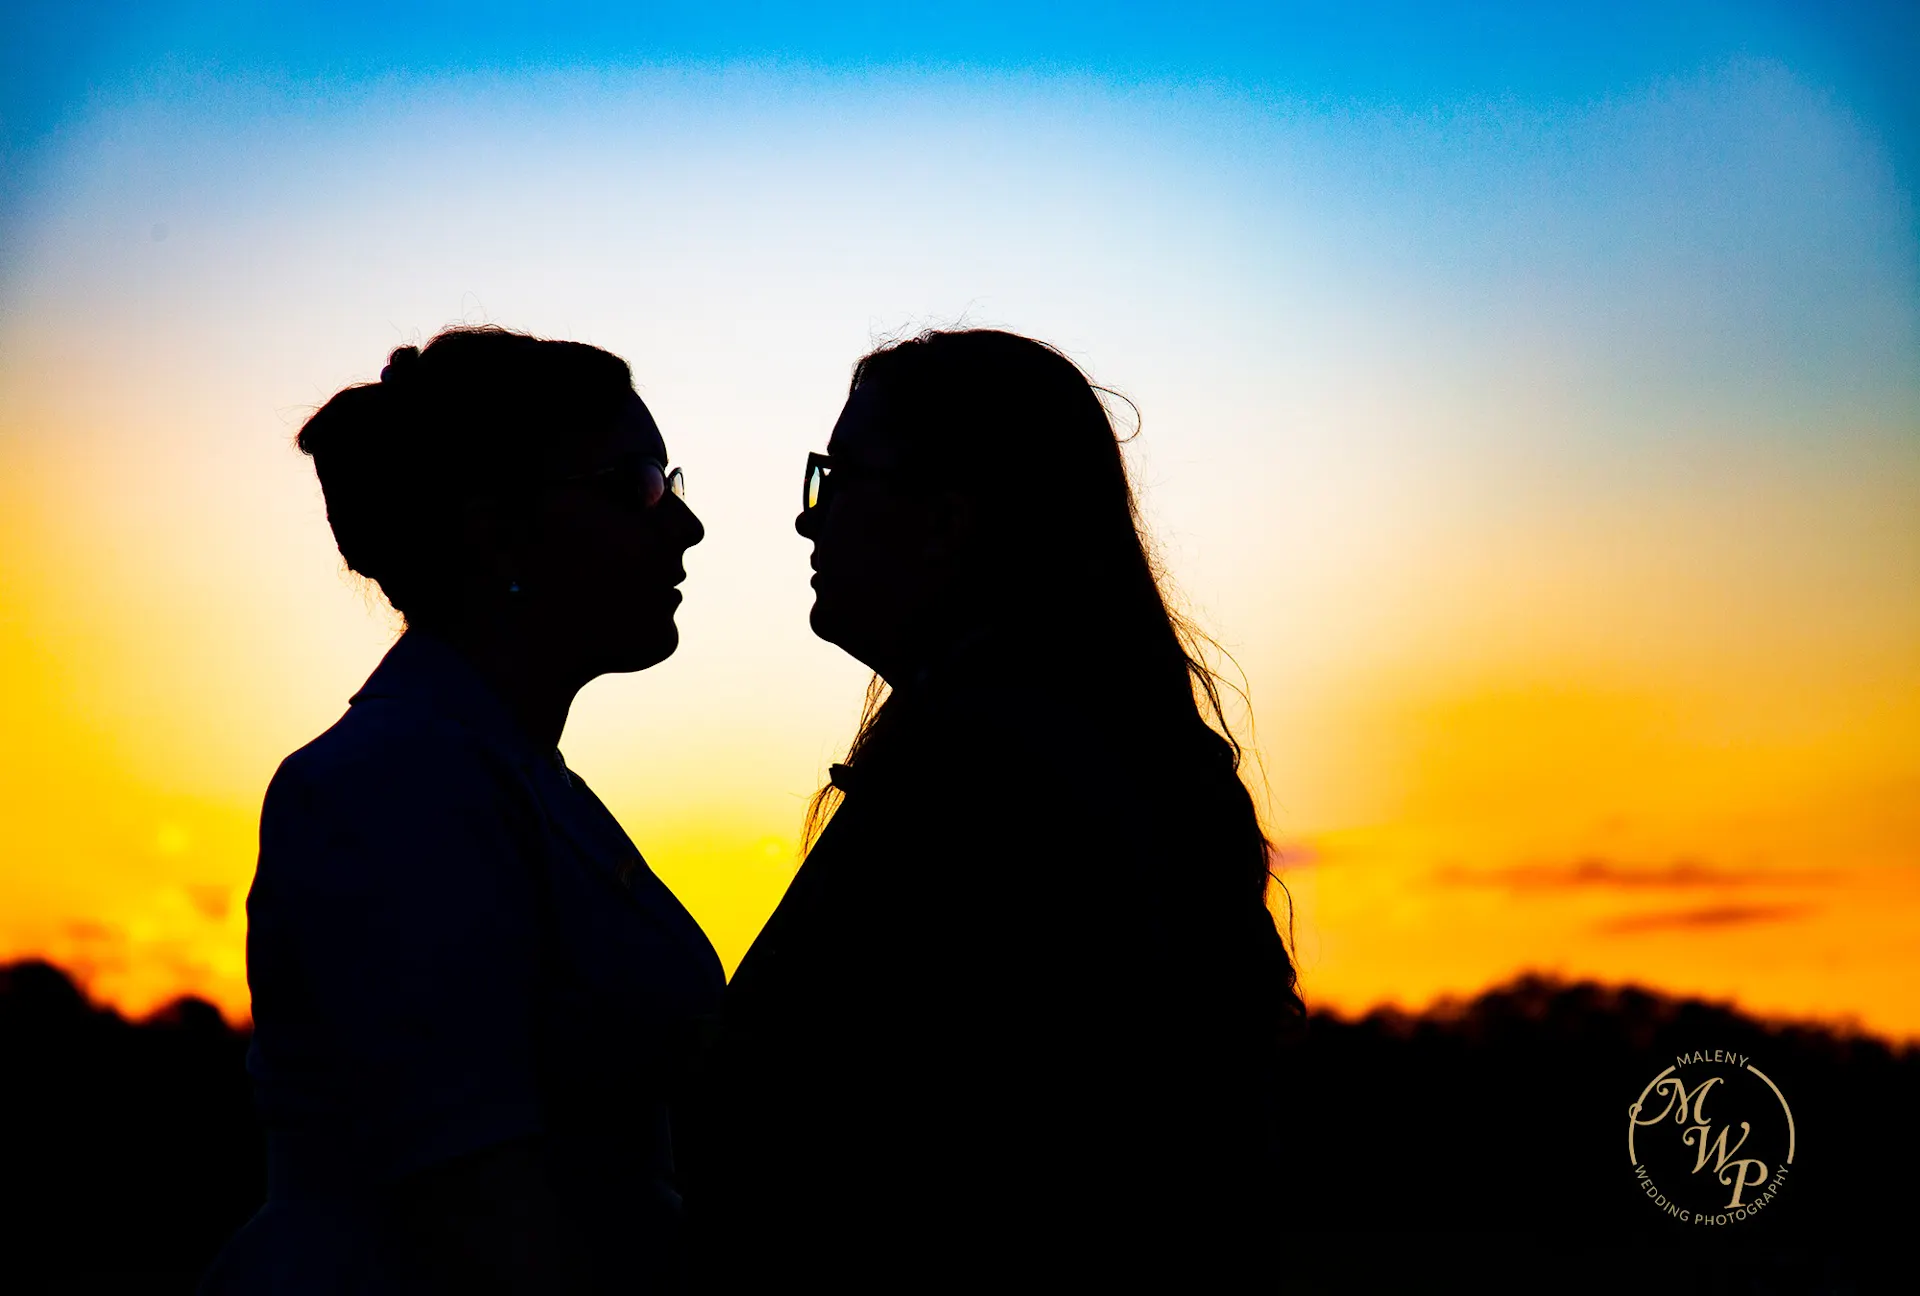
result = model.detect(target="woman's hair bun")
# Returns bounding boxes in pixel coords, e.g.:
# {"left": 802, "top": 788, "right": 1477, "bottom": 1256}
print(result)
{"left": 296, "top": 326, "right": 636, "bottom": 625}
{"left": 379, "top": 344, "right": 422, "bottom": 384}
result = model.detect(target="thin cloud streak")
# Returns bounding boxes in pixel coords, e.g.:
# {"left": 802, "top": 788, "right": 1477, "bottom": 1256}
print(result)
{"left": 1596, "top": 904, "right": 1816, "bottom": 934}
{"left": 1434, "top": 858, "right": 1838, "bottom": 892}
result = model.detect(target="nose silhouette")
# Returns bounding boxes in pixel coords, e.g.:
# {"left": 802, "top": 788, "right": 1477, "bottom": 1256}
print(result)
{"left": 670, "top": 493, "right": 705, "bottom": 549}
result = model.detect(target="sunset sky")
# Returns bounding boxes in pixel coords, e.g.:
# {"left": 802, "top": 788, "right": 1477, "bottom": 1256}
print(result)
{"left": 3, "top": 3, "right": 1916, "bottom": 1036}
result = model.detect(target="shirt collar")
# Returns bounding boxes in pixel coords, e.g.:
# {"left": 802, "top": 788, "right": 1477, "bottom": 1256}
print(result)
{"left": 349, "top": 629, "right": 542, "bottom": 761}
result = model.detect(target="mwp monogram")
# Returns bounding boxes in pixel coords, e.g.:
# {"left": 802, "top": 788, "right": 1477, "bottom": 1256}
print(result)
{"left": 1629, "top": 1071, "right": 1768, "bottom": 1208}
{"left": 1625, "top": 1051, "right": 1795, "bottom": 1227}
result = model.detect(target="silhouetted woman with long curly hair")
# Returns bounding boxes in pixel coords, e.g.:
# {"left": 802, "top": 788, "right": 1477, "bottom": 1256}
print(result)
{"left": 689, "top": 329, "right": 1302, "bottom": 1287}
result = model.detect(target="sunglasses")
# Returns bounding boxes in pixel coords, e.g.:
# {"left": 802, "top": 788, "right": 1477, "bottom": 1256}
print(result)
{"left": 553, "top": 455, "right": 686, "bottom": 511}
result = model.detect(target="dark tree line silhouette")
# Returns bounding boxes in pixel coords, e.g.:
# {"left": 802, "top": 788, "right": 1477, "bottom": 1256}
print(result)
{"left": 1, "top": 961, "right": 262, "bottom": 1291}
{"left": 1271, "top": 976, "right": 1912, "bottom": 1292}
{"left": 2, "top": 959, "right": 1909, "bottom": 1293}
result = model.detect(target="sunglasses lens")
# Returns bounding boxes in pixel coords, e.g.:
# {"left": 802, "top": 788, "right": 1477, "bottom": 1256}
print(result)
{"left": 806, "top": 463, "right": 823, "bottom": 510}
{"left": 666, "top": 467, "right": 685, "bottom": 501}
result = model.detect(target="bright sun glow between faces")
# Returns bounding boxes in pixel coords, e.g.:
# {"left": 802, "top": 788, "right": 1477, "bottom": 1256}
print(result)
{"left": 0, "top": 60, "right": 1915, "bottom": 1033}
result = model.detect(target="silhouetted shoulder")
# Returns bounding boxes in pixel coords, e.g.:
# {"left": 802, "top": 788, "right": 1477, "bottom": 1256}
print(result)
{"left": 261, "top": 702, "right": 537, "bottom": 887}
{"left": 269, "top": 690, "right": 527, "bottom": 803}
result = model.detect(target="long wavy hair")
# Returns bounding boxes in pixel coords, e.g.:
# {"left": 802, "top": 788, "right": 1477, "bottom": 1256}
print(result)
{"left": 804, "top": 328, "right": 1301, "bottom": 1014}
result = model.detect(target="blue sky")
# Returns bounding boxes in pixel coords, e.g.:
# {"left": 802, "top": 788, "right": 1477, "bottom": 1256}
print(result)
{"left": 6, "top": 2, "right": 1916, "bottom": 199}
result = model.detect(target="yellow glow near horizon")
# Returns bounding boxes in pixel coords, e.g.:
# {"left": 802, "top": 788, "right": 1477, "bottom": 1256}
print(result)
{"left": 2, "top": 62, "right": 1916, "bottom": 1036}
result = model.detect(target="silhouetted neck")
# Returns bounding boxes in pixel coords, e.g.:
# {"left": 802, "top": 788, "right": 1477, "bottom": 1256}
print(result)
{"left": 891, "top": 625, "right": 998, "bottom": 700}
{"left": 402, "top": 626, "right": 580, "bottom": 755}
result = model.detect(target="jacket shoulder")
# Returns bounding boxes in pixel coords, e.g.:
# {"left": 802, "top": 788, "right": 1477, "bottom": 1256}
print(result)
{"left": 273, "top": 693, "right": 507, "bottom": 790}
{"left": 258, "top": 696, "right": 538, "bottom": 879}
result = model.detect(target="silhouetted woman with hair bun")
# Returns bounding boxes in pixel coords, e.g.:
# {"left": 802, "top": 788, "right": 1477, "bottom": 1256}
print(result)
{"left": 204, "top": 327, "right": 722, "bottom": 1294}
{"left": 690, "top": 329, "right": 1304, "bottom": 1287}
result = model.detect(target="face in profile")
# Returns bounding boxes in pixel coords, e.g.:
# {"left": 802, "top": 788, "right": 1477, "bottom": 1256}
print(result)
{"left": 521, "top": 391, "right": 703, "bottom": 677}
{"left": 796, "top": 381, "right": 960, "bottom": 681}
